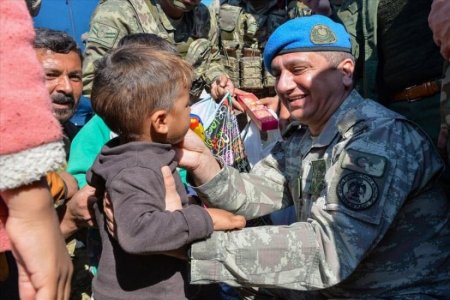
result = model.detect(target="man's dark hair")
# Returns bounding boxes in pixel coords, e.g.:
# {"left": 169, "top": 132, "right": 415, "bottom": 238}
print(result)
{"left": 117, "top": 33, "right": 177, "bottom": 54}
{"left": 33, "top": 27, "right": 82, "bottom": 60}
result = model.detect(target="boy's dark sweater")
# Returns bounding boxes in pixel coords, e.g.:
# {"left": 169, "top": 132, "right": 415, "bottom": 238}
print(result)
{"left": 87, "top": 138, "right": 213, "bottom": 300}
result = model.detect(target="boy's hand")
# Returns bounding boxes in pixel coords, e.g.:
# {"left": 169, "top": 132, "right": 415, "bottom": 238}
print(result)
{"left": 206, "top": 208, "right": 246, "bottom": 231}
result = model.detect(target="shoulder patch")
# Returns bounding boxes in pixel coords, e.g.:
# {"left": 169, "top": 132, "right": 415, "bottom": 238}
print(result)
{"left": 341, "top": 149, "right": 386, "bottom": 177}
{"left": 310, "top": 24, "right": 336, "bottom": 44}
{"left": 337, "top": 173, "right": 378, "bottom": 210}
{"left": 88, "top": 22, "right": 119, "bottom": 48}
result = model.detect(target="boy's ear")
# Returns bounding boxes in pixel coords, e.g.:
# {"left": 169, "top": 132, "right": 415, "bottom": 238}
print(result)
{"left": 150, "top": 110, "right": 169, "bottom": 134}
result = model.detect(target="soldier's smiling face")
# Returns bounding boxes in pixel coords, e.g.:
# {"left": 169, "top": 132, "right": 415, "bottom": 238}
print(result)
{"left": 271, "top": 51, "right": 353, "bottom": 135}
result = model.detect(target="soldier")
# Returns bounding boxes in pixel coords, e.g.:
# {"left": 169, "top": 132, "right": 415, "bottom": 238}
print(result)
{"left": 172, "top": 16, "right": 450, "bottom": 298}
{"left": 83, "top": 0, "right": 232, "bottom": 101}
{"left": 213, "top": 0, "right": 311, "bottom": 130}
{"left": 303, "top": 0, "right": 450, "bottom": 197}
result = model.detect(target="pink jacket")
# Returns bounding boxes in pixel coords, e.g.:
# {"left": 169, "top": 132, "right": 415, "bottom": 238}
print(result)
{"left": 0, "top": 0, "right": 65, "bottom": 251}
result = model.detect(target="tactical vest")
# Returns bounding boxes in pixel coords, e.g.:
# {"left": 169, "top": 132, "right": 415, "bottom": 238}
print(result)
{"left": 217, "top": 0, "right": 310, "bottom": 97}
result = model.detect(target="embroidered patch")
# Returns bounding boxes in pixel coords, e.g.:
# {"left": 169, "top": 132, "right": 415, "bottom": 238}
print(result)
{"left": 337, "top": 173, "right": 378, "bottom": 210}
{"left": 88, "top": 22, "right": 119, "bottom": 48}
{"left": 341, "top": 149, "right": 387, "bottom": 177}
{"left": 310, "top": 24, "right": 336, "bottom": 44}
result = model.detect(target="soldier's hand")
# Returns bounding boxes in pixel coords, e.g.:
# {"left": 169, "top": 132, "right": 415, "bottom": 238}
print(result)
{"left": 428, "top": 0, "right": 450, "bottom": 60}
{"left": 175, "top": 130, "right": 221, "bottom": 187}
{"left": 206, "top": 208, "right": 246, "bottom": 231}
{"left": 60, "top": 185, "right": 97, "bottom": 239}
{"left": 103, "top": 192, "right": 116, "bottom": 237}
{"left": 162, "top": 166, "right": 182, "bottom": 212}
{"left": 211, "top": 74, "right": 235, "bottom": 101}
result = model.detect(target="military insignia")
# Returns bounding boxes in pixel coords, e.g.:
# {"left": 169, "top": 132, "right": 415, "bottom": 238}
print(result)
{"left": 89, "top": 22, "right": 119, "bottom": 48}
{"left": 310, "top": 24, "right": 336, "bottom": 44}
{"left": 341, "top": 149, "right": 387, "bottom": 177}
{"left": 337, "top": 173, "right": 378, "bottom": 210}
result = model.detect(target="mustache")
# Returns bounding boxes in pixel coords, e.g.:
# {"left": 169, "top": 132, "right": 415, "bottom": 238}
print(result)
{"left": 51, "top": 93, "right": 74, "bottom": 106}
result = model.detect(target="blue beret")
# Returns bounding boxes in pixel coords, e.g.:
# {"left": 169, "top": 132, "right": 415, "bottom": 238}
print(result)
{"left": 263, "top": 15, "right": 352, "bottom": 74}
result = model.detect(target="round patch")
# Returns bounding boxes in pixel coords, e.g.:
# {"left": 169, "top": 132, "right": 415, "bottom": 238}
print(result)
{"left": 337, "top": 173, "right": 378, "bottom": 210}
{"left": 310, "top": 24, "right": 337, "bottom": 45}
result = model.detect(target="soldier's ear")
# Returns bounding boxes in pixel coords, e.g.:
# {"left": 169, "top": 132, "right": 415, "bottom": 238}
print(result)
{"left": 338, "top": 58, "right": 354, "bottom": 88}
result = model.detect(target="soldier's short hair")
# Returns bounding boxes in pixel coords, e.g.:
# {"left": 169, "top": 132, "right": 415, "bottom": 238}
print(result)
{"left": 318, "top": 51, "right": 355, "bottom": 68}
{"left": 33, "top": 27, "right": 82, "bottom": 60}
{"left": 91, "top": 47, "right": 193, "bottom": 141}
{"left": 117, "top": 33, "right": 177, "bottom": 54}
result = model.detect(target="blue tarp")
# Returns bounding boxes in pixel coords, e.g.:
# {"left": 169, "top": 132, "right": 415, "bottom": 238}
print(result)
{"left": 33, "top": 0, "right": 99, "bottom": 52}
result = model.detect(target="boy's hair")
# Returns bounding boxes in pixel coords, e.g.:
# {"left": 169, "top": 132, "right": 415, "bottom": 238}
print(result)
{"left": 117, "top": 33, "right": 177, "bottom": 54}
{"left": 33, "top": 27, "right": 82, "bottom": 60}
{"left": 91, "top": 47, "right": 193, "bottom": 140}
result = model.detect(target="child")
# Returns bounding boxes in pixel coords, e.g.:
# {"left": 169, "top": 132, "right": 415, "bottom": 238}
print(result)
{"left": 87, "top": 47, "right": 245, "bottom": 300}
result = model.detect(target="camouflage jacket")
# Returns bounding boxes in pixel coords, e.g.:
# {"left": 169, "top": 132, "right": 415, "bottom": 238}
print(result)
{"left": 82, "top": 0, "right": 224, "bottom": 96}
{"left": 190, "top": 90, "right": 450, "bottom": 298}
{"left": 212, "top": 0, "right": 311, "bottom": 91}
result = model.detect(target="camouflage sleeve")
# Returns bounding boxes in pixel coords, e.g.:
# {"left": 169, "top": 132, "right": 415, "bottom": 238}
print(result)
{"left": 191, "top": 119, "right": 444, "bottom": 290}
{"left": 82, "top": 0, "right": 142, "bottom": 96}
{"left": 194, "top": 142, "right": 292, "bottom": 219}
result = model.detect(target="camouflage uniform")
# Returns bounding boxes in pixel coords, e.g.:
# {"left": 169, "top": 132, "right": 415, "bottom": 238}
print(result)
{"left": 213, "top": 0, "right": 311, "bottom": 98}
{"left": 329, "top": 0, "right": 444, "bottom": 145}
{"left": 82, "top": 0, "right": 224, "bottom": 99}
{"left": 190, "top": 90, "right": 450, "bottom": 298}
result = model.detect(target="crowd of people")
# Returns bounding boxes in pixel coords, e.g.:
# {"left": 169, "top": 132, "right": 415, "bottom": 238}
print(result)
{"left": 0, "top": 0, "right": 449, "bottom": 299}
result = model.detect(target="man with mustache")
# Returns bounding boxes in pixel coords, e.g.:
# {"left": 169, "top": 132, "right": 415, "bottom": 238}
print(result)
{"left": 34, "top": 28, "right": 83, "bottom": 157}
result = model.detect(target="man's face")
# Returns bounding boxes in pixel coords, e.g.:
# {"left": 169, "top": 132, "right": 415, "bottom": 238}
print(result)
{"left": 271, "top": 52, "right": 346, "bottom": 131}
{"left": 36, "top": 49, "right": 82, "bottom": 124}
{"left": 168, "top": 0, "right": 200, "bottom": 12}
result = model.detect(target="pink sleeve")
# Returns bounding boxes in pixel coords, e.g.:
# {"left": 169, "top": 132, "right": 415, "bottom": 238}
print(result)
{"left": 0, "top": 0, "right": 66, "bottom": 251}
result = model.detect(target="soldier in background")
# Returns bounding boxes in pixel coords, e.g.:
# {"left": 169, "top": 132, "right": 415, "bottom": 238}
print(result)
{"left": 212, "top": 0, "right": 311, "bottom": 131}
{"left": 83, "top": 0, "right": 233, "bottom": 102}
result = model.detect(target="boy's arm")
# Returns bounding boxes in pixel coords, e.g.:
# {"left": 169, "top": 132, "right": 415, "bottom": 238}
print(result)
{"left": 105, "top": 167, "right": 214, "bottom": 254}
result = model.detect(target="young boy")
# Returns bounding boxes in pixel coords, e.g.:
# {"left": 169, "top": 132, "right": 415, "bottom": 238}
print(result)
{"left": 86, "top": 47, "right": 245, "bottom": 300}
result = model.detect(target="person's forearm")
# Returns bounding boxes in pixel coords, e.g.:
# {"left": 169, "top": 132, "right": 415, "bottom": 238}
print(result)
{"left": 58, "top": 171, "right": 78, "bottom": 200}
{"left": 190, "top": 155, "right": 222, "bottom": 187}
{"left": 2, "top": 177, "right": 73, "bottom": 300}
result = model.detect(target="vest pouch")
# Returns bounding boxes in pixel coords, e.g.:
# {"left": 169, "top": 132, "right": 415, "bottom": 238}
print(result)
{"left": 240, "top": 48, "right": 263, "bottom": 89}
{"left": 223, "top": 50, "right": 240, "bottom": 88}
{"left": 219, "top": 4, "right": 241, "bottom": 33}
